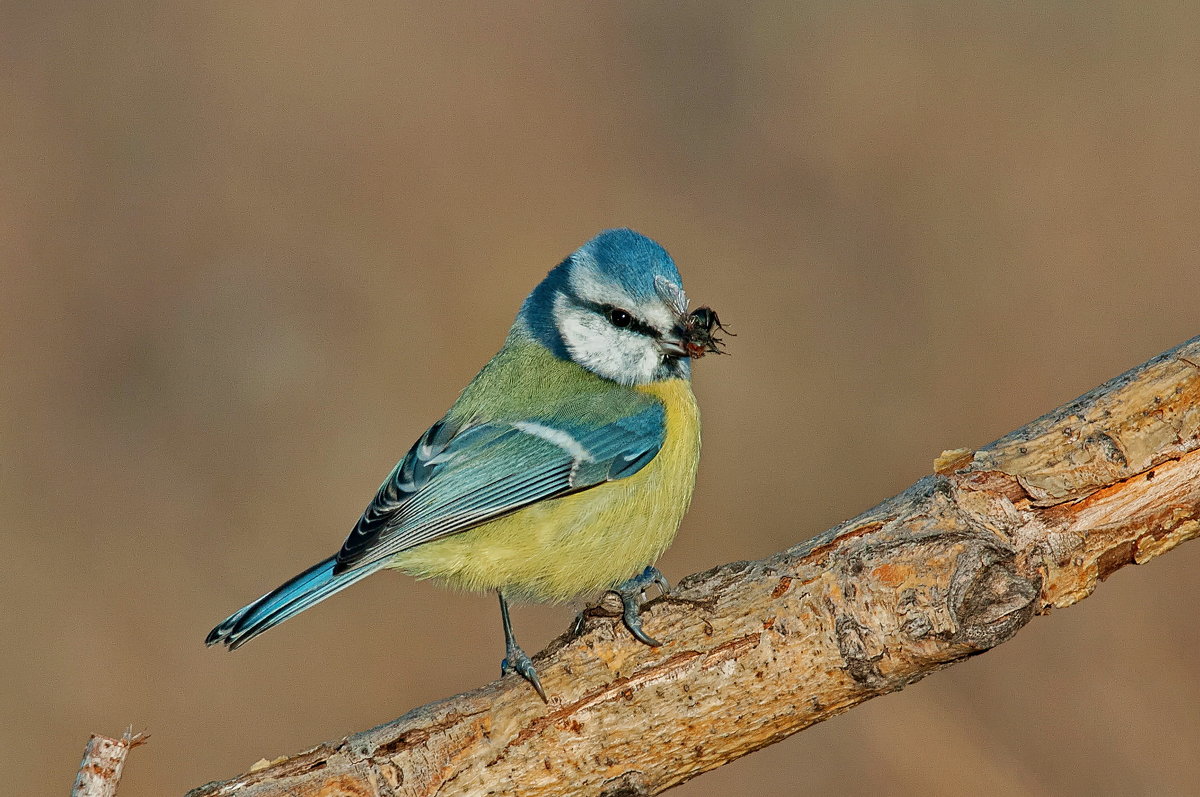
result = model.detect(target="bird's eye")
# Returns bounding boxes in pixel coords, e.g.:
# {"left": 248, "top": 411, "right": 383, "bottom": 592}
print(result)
{"left": 606, "top": 307, "right": 633, "bottom": 328}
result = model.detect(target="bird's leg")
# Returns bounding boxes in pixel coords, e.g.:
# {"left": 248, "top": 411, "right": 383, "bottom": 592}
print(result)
{"left": 498, "top": 591, "right": 547, "bottom": 702}
{"left": 570, "top": 565, "right": 671, "bottom": 646}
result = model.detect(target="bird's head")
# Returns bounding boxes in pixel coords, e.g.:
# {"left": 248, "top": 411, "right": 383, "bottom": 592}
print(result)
{"left": 518, "top": 229, "right": 727, "bottom": 385}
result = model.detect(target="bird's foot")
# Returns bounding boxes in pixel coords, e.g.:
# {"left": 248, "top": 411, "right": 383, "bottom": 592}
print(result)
{"left": 570, "top": 566, "right": 671, "bottom": 647}
{"left": 621, "top": 564, "right": 671, "bottom": 599}
{"left": 501, "top": 640, "right": 547, "bottom": 702}
{"left": 617, "top": 565, "right": 669, "bottom": 646}
{"left": 498, "top": 590, "right": 547, "bottom": 702}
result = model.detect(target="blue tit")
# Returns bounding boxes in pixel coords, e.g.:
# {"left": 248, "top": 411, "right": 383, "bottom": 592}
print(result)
{"left": 206, "top": 228, "right": 728, "bottom": 700}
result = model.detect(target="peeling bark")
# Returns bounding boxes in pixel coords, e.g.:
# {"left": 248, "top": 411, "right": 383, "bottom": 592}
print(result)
{"left": 187, "top": 336, "right": 1200, "bottom": 797}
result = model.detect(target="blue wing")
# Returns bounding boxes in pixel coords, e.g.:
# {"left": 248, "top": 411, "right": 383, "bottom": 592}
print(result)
{"left": 332, "top": 403, "right": 666, "bottom": 573}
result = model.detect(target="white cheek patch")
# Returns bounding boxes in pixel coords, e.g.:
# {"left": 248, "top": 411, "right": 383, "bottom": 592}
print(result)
{"left": 552, "top": 292, "right": 661, "bottom": 385}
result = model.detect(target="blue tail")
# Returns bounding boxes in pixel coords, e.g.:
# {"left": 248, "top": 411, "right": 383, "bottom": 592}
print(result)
{"left": 206, "top": 556, "right": 379, "bottom": 649}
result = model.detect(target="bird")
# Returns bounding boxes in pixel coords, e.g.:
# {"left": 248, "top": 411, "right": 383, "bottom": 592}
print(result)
{"left": 206, "top": 228, "right": 728, "bottom": 700}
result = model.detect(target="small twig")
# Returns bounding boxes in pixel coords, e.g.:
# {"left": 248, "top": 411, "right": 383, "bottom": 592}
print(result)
{"left": 71, "top": 728, "right": 149, "bottom": 797}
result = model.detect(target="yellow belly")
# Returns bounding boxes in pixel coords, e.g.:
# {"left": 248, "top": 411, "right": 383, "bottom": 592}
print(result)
{"left": 387, "top": 379, "right": 700, "bottom": 602}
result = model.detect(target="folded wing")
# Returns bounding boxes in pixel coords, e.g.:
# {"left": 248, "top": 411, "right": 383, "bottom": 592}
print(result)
{"left": 333, "top": 403, "right": 666, "bottom": 574}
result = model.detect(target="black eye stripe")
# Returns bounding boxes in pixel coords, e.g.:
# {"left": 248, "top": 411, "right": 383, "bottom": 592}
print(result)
{"left": 577, "top": 300, "right": 661, "bottom": 338}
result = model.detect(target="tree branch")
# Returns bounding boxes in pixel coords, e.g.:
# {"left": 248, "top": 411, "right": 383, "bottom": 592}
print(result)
{"left": 188, "top": 336, "right": 1200, "bottom": 797}
{"left": 72, "top": 729, "right": 148, "bottom": 797}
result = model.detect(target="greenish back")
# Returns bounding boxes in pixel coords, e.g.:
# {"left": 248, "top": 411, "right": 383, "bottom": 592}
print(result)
{"left": 448, "top": 332, "right": 660, "bottom": 426}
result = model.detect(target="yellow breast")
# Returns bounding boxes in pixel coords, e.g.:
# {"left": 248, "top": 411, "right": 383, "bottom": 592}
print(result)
{"left": 389, "top": 378, "right": 701, "bottom": 602}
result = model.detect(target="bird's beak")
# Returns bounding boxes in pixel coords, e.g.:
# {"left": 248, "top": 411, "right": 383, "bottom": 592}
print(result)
{"left": 657, "top": 336, "right": 689, "bottom": 359}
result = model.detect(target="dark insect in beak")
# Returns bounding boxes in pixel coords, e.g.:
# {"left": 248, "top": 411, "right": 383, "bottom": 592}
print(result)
{"left": 680, "top": 306, "right": 733, "bottom": 359}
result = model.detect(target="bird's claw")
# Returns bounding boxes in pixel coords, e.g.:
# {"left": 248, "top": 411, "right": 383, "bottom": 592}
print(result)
{"left": 620, "top": 565, "right": 671, "bottom": 602}
{"left": 568, "top": 610, "right": 590, "bottom": 638}
{"left": 621, "top": 591, "right": 661, "bottom": 647}
{"left": 501, "top": 642, "right": 547, "bottom": 702}
{"left": 572, "top": 566, "right": 670, "bottom": 647}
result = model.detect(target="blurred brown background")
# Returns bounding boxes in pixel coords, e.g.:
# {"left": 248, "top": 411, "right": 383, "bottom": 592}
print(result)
{"left": 4, "top": 3, "right": 1199, "bottom": 795}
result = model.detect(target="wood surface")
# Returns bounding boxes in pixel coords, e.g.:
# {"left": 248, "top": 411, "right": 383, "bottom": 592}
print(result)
{"left": 72, "top": 730, "right": 147, "bottom": 797}
{"left": 186, "top": 335, "right": 1200, "bottom": 797}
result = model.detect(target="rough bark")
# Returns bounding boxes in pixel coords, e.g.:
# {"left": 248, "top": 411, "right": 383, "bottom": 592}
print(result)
{"left": 187, "top": 336, "right": 1200, "bottom": 797}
